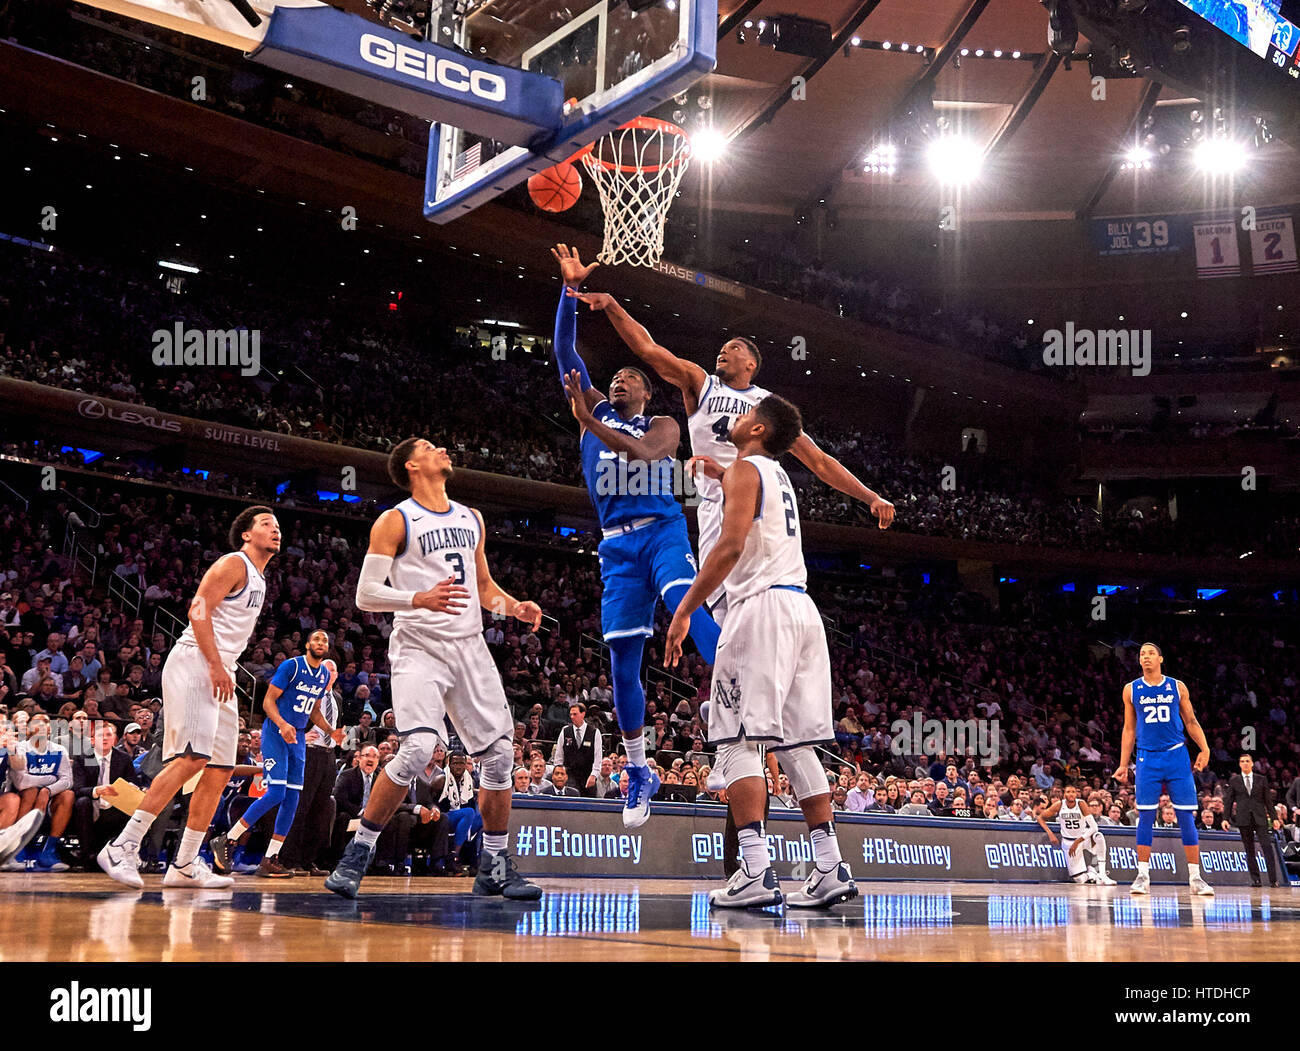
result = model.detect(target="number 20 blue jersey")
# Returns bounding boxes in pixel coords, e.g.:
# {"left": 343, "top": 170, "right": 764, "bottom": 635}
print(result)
{"left": 1131, "top": 675, "right": 1185, "bottom": 751}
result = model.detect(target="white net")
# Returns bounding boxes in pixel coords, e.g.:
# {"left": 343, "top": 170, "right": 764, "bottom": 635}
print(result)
{"left": 579, "top": 119, "right": 691, "bottom": 268}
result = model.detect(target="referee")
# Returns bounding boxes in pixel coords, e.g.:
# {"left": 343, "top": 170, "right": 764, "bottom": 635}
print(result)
{"left": 280, "top": 657, "right": 342, "bottom": 876}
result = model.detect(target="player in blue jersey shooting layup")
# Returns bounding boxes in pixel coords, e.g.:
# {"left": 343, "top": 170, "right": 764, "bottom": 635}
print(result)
{"left": 551, "top": 245, "right": 722, "bottom": 829}
{"left": 1114, "top": 642, "right": 1215, "bottom": 896}
{"left": 211, "top": 628, "right": 343, "bottom": 877}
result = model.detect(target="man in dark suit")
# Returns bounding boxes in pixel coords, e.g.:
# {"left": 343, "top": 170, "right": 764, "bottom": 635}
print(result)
{"left": 71, "top": 721, "right": 144, "bottom": 870}
{"left": 1222, "top": 752, "right": 1281, "bottom": 887}
{"left": 332, "top": 745, "right": 409, "bottom": 873}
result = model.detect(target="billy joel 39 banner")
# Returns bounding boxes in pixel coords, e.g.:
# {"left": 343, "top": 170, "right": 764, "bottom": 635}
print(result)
{"left": 509, "top": 799, "right": 1284, "bottom": 887}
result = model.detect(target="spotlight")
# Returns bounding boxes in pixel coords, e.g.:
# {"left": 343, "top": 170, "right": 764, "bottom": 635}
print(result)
{"left": 1193, "top": 137, "right": 1248, "bottom": 174}
{"left": 691, "top": 127, "right": 728, "bottom": 163}
{"left": 1121, "top": 145, "right": 1153, "bottom": 170}
{"left": 927, "top": 135, "right": 983, "bottom": 184}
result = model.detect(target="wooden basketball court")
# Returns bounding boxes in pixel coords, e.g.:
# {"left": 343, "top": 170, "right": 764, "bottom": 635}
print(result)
{"left": 1, "top": 874, "right": 1296, "bottom": 962}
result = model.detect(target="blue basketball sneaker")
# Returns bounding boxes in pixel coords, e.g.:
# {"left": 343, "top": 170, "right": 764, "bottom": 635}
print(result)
{"left": 325, "top": 838, "right": 373, "bottom": 900}
{"left": 622, "top": 764, "right": 660, "bottom": 829}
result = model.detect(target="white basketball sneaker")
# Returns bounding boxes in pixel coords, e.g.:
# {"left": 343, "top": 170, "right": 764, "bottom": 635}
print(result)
{"left": 97, "top": 839, "right": 144, "bottom": 889}
{"left": 163, "top": 856, "right": 234, "bottom": 889}
{"left": 1091, "top": 868, "right": 1118, "bottom": 886}
{"left": 1189, "top": 874, "right": 1215, "bottom": 896}
{"left": 786, "top": 862, "right": 859, "bottom": 908}
{"left": 709, "top": 864, "right": 783, "bottom": 909}
{"left": 1130, "top": 872, "right": 1151, "bottom": 894}
{"left": 0, "top": 810, "right": 42, "bottom": 868}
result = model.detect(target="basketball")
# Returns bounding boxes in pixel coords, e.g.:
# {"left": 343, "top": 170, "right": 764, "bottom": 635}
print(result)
{"left": 528, "top": 162, "right": 582, "bottom": 212}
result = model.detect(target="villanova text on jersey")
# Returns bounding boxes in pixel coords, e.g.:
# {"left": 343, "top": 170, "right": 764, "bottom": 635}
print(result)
{"left": 415, "top": 524, "right": 478, "bottom": 558}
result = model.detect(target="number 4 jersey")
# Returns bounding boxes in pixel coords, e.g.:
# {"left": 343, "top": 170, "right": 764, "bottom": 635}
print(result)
{"left": 724, "top": 455, "right": 807, "bottom": 603}
{"left": 390, "top": 497, "right": 483, "bottom": 639}
{"left": 1131, "top": 674, "right": 1185, "bottom": 751}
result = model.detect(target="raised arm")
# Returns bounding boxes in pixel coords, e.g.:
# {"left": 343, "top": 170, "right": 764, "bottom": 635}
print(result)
{"left": 570, "top": 291, "right": 706, "bottom": 403}
{"left": 550, "top": 248, "right": 606, "bottom": 413}
{"left": 787, "top": 431, "right": 895, "bottom": 529}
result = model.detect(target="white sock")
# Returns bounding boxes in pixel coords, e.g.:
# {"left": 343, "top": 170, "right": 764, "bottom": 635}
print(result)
{"left": 737, "top": 823, "right": 768, "bottom": 876}
{"left": 175, "top": 828, "right": 204, "bottom": 868}
{"left": 228, "top": 819, "right": 249, "bottom": 843}
{"left": 623, "top": 736, "right": 646, "bottom": 767}
{"left": 1137, "top": 860, "right": 1150, "bottom": 877}
{"left": 811, "top": 823, "right": 842, "bottom": 871}
{"left": 1188, "top": 863, "right": 1201, "bottom": 881}
{"left": 114, "top": 809, "right": 158, "bottom": 849}
{"left": 265, "top": 839, "right": 282, "bottom": 859}
{"left": 483, "top": 832, "right": 507, "bottom": 855}
{"left": 355, "top": 822, "right": 381, "bottom": 850}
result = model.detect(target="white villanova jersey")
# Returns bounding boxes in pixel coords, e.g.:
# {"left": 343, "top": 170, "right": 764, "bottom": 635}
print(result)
{"left": 390, "top": 497, "right": 483, "bottom": 638}
{"left": 725, "top": 455, "right": 807, "bottom": 603}
{"left": 178, "top": 550, "right": 265, "bottom": 662}
{"left": 687, "top": 374, "right": 773, "bottom": 505}
{"left": 1059, "top": 799, "right": 1086, "bottom": 841}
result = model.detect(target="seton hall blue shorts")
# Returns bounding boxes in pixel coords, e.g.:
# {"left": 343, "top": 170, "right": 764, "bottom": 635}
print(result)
{"left": 597, "top": 515, "right": 698, "bottom": 640}
{"left": 260, "top": 725, "right": 307, "bottom": 791}
{"left": 1135, "top": 743, "right": 1198, "bottom": 811}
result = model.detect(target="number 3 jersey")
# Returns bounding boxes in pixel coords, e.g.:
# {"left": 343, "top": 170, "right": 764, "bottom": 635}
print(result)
{"left": 725, "top": 455, "right": 807, "bottom": 603}
{"left": 390, "top": 498, "right": 483, "bottom": 639}
{"left": 1131, "top": 675, "right": 1185, "bottom": 751}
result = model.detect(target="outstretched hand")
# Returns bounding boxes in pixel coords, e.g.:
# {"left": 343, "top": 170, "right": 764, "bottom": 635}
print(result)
{"left": 562, "top": 369, "right": 594, "bottom": 425}
{"left": 551, "top": 243, "right": 600, "bottom": 288}
{"left": 566, "top": 289, "right": 615, "bottom": 311}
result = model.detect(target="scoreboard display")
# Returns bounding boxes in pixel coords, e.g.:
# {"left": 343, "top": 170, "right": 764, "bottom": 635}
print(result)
{"left": 1173, "top": 0, "right": 1300, "bottom": 79}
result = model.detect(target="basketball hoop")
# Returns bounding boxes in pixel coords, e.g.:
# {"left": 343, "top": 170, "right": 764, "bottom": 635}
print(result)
{"left": 573, "top": 117, "right": 692, "bottom": 269}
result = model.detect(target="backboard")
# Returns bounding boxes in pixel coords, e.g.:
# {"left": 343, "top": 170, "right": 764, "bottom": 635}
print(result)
{"left": 424, "top": 0, "right": 716, "bottom": 223}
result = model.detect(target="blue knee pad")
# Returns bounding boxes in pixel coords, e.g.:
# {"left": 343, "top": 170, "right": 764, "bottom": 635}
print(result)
{"left": 662, "top": 583, "right": 719, "bottom": 664}
{"left": 241, "top": 783, "right": 286, "bottom": 828}
{"left": 272, "top": 787, "right": 300, "bottom": 838}
{"left": 1136, "top": 809, "right": 1155, "bottom": 847}
{"left": 610, "top": 635, "right": 647, "bottom": 734}
{"left": 1176, "top": 807, "right": 1199, "bottom": 846}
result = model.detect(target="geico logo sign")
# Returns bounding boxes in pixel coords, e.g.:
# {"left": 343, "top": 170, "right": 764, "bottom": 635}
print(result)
{"left": 359, "top": 34, "right": 507, "bottom": 101}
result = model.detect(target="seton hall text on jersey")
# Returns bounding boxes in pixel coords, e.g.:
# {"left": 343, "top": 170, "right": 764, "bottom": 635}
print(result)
{"left": 415, "top": 524, "right": 476, "bottom": 558}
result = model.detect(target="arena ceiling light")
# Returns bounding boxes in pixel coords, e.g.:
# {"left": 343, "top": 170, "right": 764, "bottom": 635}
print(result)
{"left": 927, "top": 135, "right": 983, "bottom": 184}
{"left": 1121, "top": 145, "right": 1153, "bottom": 170}
{"left": 1193, "top": 136, "right": 1249, "bottom": 174}
{"left": 158, "top": 260, "right": 200, "bottom": 274}
{"left": 690, "top": 127, "right": 728, "bottom": 163}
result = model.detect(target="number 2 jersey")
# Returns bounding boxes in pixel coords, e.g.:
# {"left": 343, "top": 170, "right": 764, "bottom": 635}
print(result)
{"left": 267, "top": 655, "right": 333, "bottom": 731}
{"left": 390, "top": 497, "right": 483, "bottom": 639}
{"left": 1131, "top": 674, "right": 1185, "bottom": 751}
{"left": 724, "top": 454, "right": 807, "bottom": 603}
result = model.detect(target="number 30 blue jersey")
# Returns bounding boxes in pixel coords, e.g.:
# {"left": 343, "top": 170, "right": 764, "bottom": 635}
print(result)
{"left": 1131, "top": 675, "right": 1184, "bottom": 751}
{"left": 269, "top": 655, "right": 332, "bottom": 731}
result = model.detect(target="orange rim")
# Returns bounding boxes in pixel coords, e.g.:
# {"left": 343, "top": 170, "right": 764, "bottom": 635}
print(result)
{"left": 568, "top": 116, "right": 691, "bottom": 174}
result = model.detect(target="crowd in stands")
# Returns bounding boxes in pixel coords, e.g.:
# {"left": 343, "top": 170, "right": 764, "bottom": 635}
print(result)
{"left": 1, "top": 471, "right": 1297, "bottom": 875}
{"left": 5, "top": 243, "right": 1300, "bottom": 559}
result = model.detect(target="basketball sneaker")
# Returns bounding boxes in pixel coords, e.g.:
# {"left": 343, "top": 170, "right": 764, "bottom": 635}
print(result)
{"left": 256, "top": 856, "right": 293, "bottom": 879}
{"left": 1130, "top": 872, "right": 1151, "bottom": 894}
{"left": 709, "top": 864, "right": 783, "bottom": 909}
{"left": 0, "top": 810, "right": 42, "bottom": 867}
{"left": 209, "top": 831, "right": 240, "bottom": 875}
{"left": 473, "top": 851, "right": 543, "bottom": 900}
{"left": 325, "top": 838, "right": 373, "bottom": 900}
{"left": 1090, "top": 867, "right": 1117, "bottom": 886}
{"left": 623, "top": 764, "right": 660, "bottom": 829}
{"left": 163, "top": 856, "right": 234, "bottom": 889}
{"left": 97, "top": 839, "right": 144, "bottom": 889}
{"left": 786, "top": 862, "right": 859, "bottom": 909}
{"left": 35, "top": 837, "right": 69, "bottom": 872}
{"left": 1189, "top": 874, "right": 1215, "bottom": 896}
